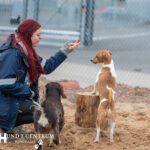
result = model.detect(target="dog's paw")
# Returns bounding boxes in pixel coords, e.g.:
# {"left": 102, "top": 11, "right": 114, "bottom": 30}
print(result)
{"left": 109, "top": 140, "right": 114, "bottom": 144}
{"left": 49, "top": 134, "right": 54, "bottom": 146}
{"left": 53, "top": 139, "right": 60, "bottom": 145}
{"left": 34, "top": 144, "right": 39, "bottom": 149}
{"left": 91, "top": 91, "right": 96, "bottom": 95}
{"left": 59, "top": 140, "right": 62, "bottom": 144}
{"left": 49, "top": 141, "right": 53, "bottom": 147}
{"left": 94, "top": 139, "right": 99, "bottom": 143}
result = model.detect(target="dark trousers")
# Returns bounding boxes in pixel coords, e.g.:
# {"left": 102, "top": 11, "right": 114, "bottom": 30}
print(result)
{"left": 15, "top": 100, "right": 35, "bottom": 127}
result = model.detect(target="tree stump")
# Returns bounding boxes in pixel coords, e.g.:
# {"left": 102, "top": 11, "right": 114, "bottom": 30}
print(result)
{"left": 75, "top": 92, "right": 100, "bottom": 128}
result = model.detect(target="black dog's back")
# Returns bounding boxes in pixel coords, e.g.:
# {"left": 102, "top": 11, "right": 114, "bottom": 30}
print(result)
{"left": 42, "top": 97, "right": 64, "bottom": 131}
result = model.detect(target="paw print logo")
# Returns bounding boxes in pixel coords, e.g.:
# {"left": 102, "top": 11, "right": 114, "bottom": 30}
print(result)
{"left": 34, "top": 143, "right": 39, "bottom": 149}
{"left": 38, "top": 139, "right": 43, "bottom": 145}
{"left": 34, "top": 139, "right": 43, "bottom": 149}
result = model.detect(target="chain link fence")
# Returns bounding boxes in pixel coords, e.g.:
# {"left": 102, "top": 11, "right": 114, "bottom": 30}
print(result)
{"left": 1, "top": 0, "right": 150, "bottom": 45}
{"left": 0, "top": 0, "right": 150, "bottom": 88}
{"left": 92, "top": 0, "right": 150, "bottom": 88}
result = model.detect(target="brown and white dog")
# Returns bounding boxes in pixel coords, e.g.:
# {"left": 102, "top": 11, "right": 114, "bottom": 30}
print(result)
{"left": 91, "top": 50, "right": 117, "bottom": 144}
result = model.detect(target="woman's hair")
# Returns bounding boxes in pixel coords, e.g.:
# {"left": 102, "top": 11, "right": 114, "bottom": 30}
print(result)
{"left": 9, "top": 19, "right": 45, "bottom": 83}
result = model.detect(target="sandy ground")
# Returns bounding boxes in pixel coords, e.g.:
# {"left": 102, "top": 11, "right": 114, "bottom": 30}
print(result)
{"left": 0, "top": 84, "right": 150, "bottom": 150}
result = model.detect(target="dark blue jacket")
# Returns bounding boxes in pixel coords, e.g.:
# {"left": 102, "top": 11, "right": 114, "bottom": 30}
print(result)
{"left": 0, "top": 41, "right": 67, "bottom": 131}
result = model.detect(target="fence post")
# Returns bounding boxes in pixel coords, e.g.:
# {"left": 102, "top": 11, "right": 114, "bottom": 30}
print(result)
{"left": 34, "top": 0, "right": 40, "bottom": 20}
{"left": 80, "top": 0, "right": 95, "bottom": 46}
{"left": 22, "top": 0, "right": 28, "bottom": 20}
{"left": 27, "top": 0, "right": 39, "bottom": 20}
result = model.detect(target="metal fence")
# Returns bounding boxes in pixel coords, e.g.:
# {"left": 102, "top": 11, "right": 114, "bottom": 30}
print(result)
{"left": 0, "top": 0, "right": 82, "bottom": 46}
{"left": 1, "top": 0, "right": 150, "bottom": 45}
{"left": 0, "top": 0, "right": 150, "bottom": 88}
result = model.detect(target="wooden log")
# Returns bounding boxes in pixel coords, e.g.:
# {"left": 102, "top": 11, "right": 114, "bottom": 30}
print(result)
{"left": 75, "top": 92, "right": 100, "bottom": 128}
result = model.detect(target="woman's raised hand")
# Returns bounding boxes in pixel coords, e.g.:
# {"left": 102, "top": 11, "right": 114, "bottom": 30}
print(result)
{"left": 67, "top": 40, "right": 80, "bottom": 50}
{"left": 61, "top": 40, "right": 80, "bottom": 54}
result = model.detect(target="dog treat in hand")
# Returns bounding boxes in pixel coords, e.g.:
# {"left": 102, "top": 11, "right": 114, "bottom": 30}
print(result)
{"left": 61, "top": 40, "right": 80, "bottom": 54}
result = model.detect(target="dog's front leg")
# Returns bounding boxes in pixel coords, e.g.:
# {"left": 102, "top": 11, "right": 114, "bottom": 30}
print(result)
{"left": 94, "top": 127, "right": 101, "bottom": 143}
{"left": 49, "top": 134, "right": 54, "bottom": 147}
{"left": 53, "top": 124, "right": 61, "bottom": 145}
{"left": 92, "top": 71, "right": 100, "bottom": 95}
{"left": 92, "top": 81, "right": 98, "bottom": 95}
{"left": 109, "top": 122, "right": 115, "bottom": 144}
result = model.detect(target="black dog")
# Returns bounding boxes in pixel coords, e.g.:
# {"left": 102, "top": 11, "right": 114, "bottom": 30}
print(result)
{"left": 34, "top": 82, "right": 66, "bottom": 147}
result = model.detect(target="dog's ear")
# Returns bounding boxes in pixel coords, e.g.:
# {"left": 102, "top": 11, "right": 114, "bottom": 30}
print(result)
{"left": 60, "top": 85, "right": 67, "bottom": 99}
{"left": 102, "top": 50, "right": 112, "bottom": 63}
{"left": 102, "top": 54, "right": 107, "bottom": 62}
{"left": 107, "top": 50, "right": 112, "bottom": 56}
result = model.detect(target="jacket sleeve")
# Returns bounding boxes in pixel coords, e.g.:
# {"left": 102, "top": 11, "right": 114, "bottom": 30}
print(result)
{"left": 40, "top": 50, "right": 67, "bottom": 74}
{"left": 0, "top": 49, "right": 32, "bottom": 98}
{"left": 0, "top": 82, "right": 33, "bottom": 98}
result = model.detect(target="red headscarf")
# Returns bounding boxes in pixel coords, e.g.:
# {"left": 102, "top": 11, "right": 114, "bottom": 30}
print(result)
{"left": 9, "top": 19, "right": 45, "bottom": 83}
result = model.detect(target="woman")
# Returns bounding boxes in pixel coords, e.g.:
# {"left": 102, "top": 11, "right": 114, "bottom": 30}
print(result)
{"left": 0, "top": 19, "right": 80, "bottom": 133}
